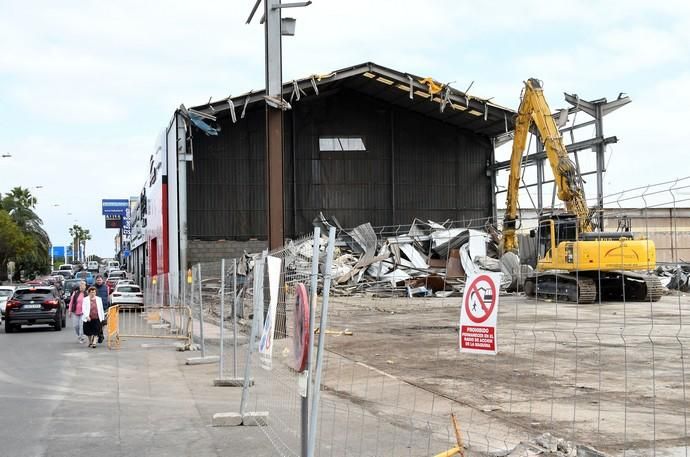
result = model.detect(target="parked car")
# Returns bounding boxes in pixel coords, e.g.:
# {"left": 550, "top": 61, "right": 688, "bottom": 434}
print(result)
{"left": 86, "top": 260, "right": 99, "bottom": 272}
{"left": 0, "top": 285, "right": 17, "bottom": 321}
{"left": 110, "top": 284, "right": 144, "bottom": 309}
{"left": 106, "top": 260, "right": 120, "bottom": 271}
{"left": 73, "top": 271, "right": 95, "bottom": 286}
{"left": 4, "top": 285, "right": 66, "bottom": 333}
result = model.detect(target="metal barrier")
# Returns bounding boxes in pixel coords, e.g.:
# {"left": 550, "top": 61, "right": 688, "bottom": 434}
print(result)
{"left": 106, "top": 303, "right": 192, "bottom": 349}
{"left": 142, "top": 177, "right": 690, "bottom": 456}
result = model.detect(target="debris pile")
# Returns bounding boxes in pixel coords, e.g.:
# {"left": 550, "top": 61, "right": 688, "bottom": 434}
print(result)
{"left": 281, "top": 216, "right": 533, "bottom": 297}
{"left": 492, "top": 433, "right": 609, "bottom": 457}
{"left": 656, "top": 264, "right": 690, "bottom": 293}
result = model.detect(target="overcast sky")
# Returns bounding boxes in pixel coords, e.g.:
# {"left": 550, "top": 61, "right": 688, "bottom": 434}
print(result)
{"left": 1, "top": 0, "right": 689, "bottom": 256}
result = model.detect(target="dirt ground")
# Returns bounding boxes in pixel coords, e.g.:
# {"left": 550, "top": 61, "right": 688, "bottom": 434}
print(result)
{"left": 313, "top": 291, "right": 690, "bottom": 455}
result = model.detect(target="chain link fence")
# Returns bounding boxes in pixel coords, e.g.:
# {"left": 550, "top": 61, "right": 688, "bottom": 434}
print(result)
{"left": 138, "top": 178, "right": 690, "bottom": 456}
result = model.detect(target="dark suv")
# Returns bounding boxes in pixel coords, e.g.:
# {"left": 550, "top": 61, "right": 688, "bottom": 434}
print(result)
{"left": 4, "top": 286, "right": 66, "bottom": 333}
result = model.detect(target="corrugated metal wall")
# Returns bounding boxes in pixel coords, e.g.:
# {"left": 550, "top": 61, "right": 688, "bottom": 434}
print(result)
{"left": 187, "top": 88, "right": 493, "bottom": 240}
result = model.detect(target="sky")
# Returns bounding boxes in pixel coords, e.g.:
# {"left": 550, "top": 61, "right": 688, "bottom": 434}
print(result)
{"left": 1, "top": 0, "right": 689, "bottom": 256}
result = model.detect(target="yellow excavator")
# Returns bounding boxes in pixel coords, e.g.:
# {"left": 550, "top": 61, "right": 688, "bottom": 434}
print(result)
{"left": 502, "top": 78, "right": 662, "bottom": 303}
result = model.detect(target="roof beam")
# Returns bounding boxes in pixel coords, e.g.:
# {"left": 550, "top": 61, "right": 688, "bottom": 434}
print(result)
{"left": 492, "top": 136, "right": 618, "bottom": 171}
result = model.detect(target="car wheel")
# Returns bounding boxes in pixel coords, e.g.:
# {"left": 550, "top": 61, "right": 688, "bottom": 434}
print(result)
{"left": 54, "top": 311, "right": 62, "bottom": 331}
{"left": 5, "top": 319, "right": 13, "bottom": 333}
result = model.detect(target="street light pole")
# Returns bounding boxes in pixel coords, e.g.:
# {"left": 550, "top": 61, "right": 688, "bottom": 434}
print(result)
{"left": 248, "top": 0, "right": 311, "bottom": 251}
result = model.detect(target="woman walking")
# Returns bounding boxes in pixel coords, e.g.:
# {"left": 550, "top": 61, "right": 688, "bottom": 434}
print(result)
{"left": 82, "top": 286, "right": 105, "bottom": 348}
{"left": 68, "top": 281, "right": 87, "bottom": 343}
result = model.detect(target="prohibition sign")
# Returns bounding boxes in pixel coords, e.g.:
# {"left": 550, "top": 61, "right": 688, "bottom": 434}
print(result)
{"left": 464, "top": 274, "right": 497, "bottom": 324}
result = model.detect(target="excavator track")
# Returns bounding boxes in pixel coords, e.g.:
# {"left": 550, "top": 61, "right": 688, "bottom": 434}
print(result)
{"left": 525, "top": 271, "right": 663, "bottom": 304}
{"left": 524, "top": 273, "right": 597, "bottom": 304}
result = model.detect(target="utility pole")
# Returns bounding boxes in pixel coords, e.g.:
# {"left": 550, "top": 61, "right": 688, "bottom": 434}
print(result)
{"left": 247, "top": 0, "right": 311, "bottom": 251}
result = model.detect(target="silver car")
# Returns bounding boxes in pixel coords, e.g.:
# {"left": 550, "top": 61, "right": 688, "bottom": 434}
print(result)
{"left": 0, "top": 286, "right": 17, "bottom": 320}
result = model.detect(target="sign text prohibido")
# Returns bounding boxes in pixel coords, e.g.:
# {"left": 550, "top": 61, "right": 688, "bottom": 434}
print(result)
{"left": 459, "top": 273, "right": 501, "bottom": 355}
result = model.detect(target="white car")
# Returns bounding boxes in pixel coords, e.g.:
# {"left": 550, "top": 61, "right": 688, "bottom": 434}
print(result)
{"left": 0, "top": 286, "right": 17, "bottom": 320}
{"left": 110, "top": 284, "right": 144, "bottom": 308}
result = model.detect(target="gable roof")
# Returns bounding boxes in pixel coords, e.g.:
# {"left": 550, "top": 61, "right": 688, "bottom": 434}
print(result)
{"left": 191, "top": 62, "right": 516, "bottom": 138}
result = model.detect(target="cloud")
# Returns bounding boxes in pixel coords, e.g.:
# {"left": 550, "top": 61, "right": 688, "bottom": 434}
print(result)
{"left": 1, "top": 0, "right": 689, "bottom": 252}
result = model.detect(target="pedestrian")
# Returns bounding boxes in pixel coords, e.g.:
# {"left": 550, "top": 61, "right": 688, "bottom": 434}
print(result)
{"left": 68, "top": 281, "right": 87, "bottom": 343}
{"left": 94, "top": 275, "right": 110, "bottom": 343}
{"left": 82, "top": 286, "right": 105, "bottom": 348}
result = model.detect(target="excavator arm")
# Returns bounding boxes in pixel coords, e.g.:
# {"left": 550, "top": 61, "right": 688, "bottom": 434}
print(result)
{"left": 503, "top": 78, "right": 592, "bottom": 253}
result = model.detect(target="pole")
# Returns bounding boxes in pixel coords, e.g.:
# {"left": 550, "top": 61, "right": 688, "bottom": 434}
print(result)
{"left": 265, "top": 0, "right": 284, "bottom": 252}
{"left": 307, "top": 227, "right": 336, "bottom": 457}
{"left": 302, "top": 226, "right": 321, "bottom": 457}
{"left": 197, "top": 263, "right": 206, "bottom": 358}
{"left": 233, "top": 258, "right": 238, "bottom": 378}
{"left": 219, "top": 259, "right": 226, "bottom": 380}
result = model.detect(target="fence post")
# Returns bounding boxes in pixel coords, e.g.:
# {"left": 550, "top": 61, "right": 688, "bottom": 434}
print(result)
{"left": 219, "top": 259, "right": 226, "bottom": 380}
{"left": 198, "top": 263, "right": 205, "bottom": 357}
{"left": 307, "top": 226, "right": 336, "bottom": 457}
{"left": 186, "top": 263, "right": 219, "bottom": 365}
{"left": 302, "top": 226, "right": 321, "bottom": 457}
{"left": 233, "top": 258, "right": 238, "bottom": 378}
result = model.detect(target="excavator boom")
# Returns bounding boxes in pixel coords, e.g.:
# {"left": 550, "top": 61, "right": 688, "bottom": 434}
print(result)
{"left": 503, "top": 78, "right": 592, "bottom": 253}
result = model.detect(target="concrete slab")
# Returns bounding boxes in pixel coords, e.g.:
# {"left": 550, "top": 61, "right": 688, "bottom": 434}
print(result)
{"left": 185, "top": 355, "right": 220, "bottom": 365}
{"left": 212, "top": 412, "right": 243, "bottom": 427}
{"left": 242, "top": 412, "right": 269, "bottom": 426}
{"left": 213, "top": 377, "right": 253, "bottom": 387}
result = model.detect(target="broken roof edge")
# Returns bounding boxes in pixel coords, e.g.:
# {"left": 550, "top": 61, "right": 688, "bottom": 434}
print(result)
{"left": 190, "top": 61, "right": 516, "bottom": 134}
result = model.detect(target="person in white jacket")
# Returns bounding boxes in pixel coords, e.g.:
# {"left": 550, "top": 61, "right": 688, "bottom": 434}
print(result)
{"left": 82, "top": 287, "right": 105, "bottom": 348}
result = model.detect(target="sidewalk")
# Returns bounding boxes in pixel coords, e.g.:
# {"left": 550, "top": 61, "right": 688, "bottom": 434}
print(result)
{"left": 43, "top": 337, "right": 274, "bottom": 457}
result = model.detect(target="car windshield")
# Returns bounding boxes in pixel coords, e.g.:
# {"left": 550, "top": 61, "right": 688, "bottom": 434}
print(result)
{"left": 59, "top": 266, "right": 72, "bottom": 270}
{"left": 76, "top": 272, "right": 90, "bottom": 279}
{"left": 15, "top": 288, "right": 52, "bottom": 297}
{"left": 110, "top": 272, "right": 124, "bottom": 278}
{"left": 117, "top": 286, "right": 141, "bottom": 293}
{"left": 0, "top": 290, "right": 13, "bottom": 298}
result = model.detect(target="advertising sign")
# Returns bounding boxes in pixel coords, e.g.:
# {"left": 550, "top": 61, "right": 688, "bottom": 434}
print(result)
{"left": 259, "top": 256, "right": 283, "bottom": 370}
{"left": 122, "top": 207, "right": 131, "bottom": 237}
{"left": 101, "top": 199, "right": 129, "bottom": 215}
{"left": 459, "top": 273, "right": 501, "bottom": 355}
{"left": 105, "top": 214, "right": 122, "bottom": 229}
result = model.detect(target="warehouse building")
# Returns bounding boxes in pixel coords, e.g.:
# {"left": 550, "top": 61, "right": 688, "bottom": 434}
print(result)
{"left": 137, "top": 62, "right": 516, "bottom": 276}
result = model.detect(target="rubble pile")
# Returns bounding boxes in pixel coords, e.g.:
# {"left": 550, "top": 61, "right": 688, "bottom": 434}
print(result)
{"left": 656, "top": 264, "right": 690, "bottom": 293}
{"left": 281, "top": 217, "right": 533, "bottom": 297}
{"left": 492, "top": 433, "right": 609, "bottom": 457}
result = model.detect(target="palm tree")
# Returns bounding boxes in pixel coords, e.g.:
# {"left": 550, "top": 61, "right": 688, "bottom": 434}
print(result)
{"left": 1, "top": 187, "right": 51, "bottom": 278}
{"left": 69, "top": 224, "right": 91, "bottom": 262}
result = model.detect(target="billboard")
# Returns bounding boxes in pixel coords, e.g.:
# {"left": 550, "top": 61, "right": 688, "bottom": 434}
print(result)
{"left": 105, "top": 214, "right": 123, "bottom": 229}
{"left": 50, "top": 246, "right": 74, "bottom": 261}
{"left": 102, "top": 199, "right": 129, "bottom": 215}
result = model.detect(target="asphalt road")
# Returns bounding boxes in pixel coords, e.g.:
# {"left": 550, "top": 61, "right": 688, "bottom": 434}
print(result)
{"left": 0, "top": 321, "right": 273, "bottom": 457}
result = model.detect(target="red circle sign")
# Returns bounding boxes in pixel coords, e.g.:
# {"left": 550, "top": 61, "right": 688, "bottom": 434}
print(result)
{"left": 464, "top": 275, "right": 497, "bottom": 324}
{"left": 292, "top": 283, "right": 310, "bottom": 372}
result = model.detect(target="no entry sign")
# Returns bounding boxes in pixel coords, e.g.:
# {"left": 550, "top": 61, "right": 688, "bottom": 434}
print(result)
{"left": 459, "top": 273, "right": 501, "bottom": 355}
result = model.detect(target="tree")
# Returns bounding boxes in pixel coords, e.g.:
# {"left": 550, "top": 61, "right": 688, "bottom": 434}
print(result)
{"left": 0, "top": 210, "right": 33, "bottom": 280}
{"left": 69, "top": 224, "right": 91, "bottom": 262}
{"left": 1, "top": 187, "right": 51, "bottom": 279}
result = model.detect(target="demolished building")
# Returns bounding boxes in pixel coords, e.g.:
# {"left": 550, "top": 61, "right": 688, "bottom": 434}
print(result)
{"left": 134, "top": 62, "right": 516, "bottom": 277}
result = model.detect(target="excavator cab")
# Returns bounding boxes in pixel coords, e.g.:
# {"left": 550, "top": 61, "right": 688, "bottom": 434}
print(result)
{"left": 533, "top": 214, "right": 579, "bottom": 266}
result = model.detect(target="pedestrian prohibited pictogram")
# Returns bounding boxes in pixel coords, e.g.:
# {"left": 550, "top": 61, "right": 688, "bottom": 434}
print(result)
{"left": 464, "top": 274, "right": 497, "bottom": 324}
{"left": 459, "top": 272, "right": 501, "bottom": 355}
